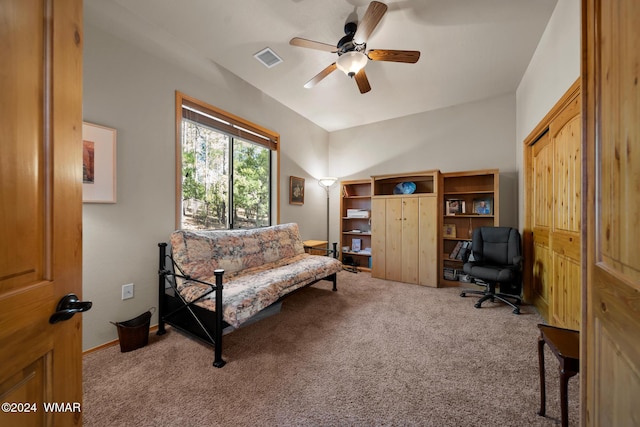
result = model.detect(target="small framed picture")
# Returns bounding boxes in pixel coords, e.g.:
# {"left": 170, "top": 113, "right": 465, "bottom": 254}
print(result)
{"left": 445, "top": 199, "right": 465, "bottom": 215}
{"left": 351, "top": 238, "right": 362, "bottom": 252}
{"left": 443, "top": 224, "right": 457, "bottom": 238}
{"left": 83, "top": 122, "right": 117, "bottom": 203}
{"left": 473, "top": 198, "right": 492, "bottom": 215}
{"left": 289, "top": 176, "right": 305, "bottom": 205}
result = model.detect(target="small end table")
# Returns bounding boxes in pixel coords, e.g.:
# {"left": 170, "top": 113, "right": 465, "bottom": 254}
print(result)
{"left": 537, "top": 323, "right": 580, "bottom": 427}
{"left": 303, "top": 240, "right": 329, "bottom": 256}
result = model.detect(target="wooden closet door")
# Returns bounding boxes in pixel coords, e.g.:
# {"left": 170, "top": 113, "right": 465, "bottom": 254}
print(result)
{"left": 583, "top": 0, "right": 640, "bottom": 423}
{"left": 526, "top": 82, "right": 581, "bottom": 330}
{"left": 550, "top": 96, "right": 582, "bottom": 330}
{"left": 532, "top": 131, "right": 553, "bottom": 320}
{"left": 371, "top": 198, "right": 386, "bottom": 279}
{"left": 418, "top": 196, "right": 438, "bottom": 287}
{"left": 401, "top": 198, "right": 419, "bottom": 284}
{"left": 385, "top": 198, "right": 403, "bottom": 282}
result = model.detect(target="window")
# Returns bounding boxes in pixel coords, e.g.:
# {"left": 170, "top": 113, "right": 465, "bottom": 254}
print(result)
{"left": 176, "top": 92, "right": 279, "bottom": 230}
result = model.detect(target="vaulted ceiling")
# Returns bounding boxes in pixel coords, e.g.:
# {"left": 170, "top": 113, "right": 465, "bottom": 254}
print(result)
{"left": 85, "top": 0, "right": 558, "bottom": 132}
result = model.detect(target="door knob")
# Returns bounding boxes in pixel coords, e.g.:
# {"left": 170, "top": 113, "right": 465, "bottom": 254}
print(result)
{"left": 49, "top": 293, "right": 92, "bottom": 324}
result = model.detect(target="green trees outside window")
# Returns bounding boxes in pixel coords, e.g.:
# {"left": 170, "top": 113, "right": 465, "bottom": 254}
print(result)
{"left": 181, "top": 120, "right": 270, "bottom": 230}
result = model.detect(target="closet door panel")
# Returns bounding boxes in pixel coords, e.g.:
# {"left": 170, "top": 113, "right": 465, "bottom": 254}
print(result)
{"left": 532, "top": 132, "right": 553, "bottom": 318}
{"left": 401, "top": 198, "right": 419, "bottom": 284}
{"left": 385, "top": 198, "right": 403, "bottom": 282}
{"left": 418, "top": 196, "right": 438, "bottom": 287}
{"left": 371, "top": 198, "right": 386, "bottom": 279}
{"left": 551, "top": 108, "right": 581, "bottom": 329}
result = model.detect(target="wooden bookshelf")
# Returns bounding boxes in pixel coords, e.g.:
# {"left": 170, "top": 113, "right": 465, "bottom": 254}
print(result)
{"left": 340, "top": 179, "right": 372, "bottom": 272}
{"left": 439, "top": 169, "right": 499, "bottom": 287}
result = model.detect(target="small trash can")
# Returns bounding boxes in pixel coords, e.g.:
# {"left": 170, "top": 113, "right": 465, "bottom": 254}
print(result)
{"left": 112, "top": 308, "right": 154, "bottom": 353}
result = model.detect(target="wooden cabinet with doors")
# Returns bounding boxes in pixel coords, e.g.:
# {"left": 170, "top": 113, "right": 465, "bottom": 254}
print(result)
{"left": 371, "top": 171, "right": 439, "bottom": 286}
{"left": 439, "top": 170, "right": 499, "bottom": 287}
{"left": 524, "top": 80, "right": 581, "bottom": 330}
{"left": 340, "top": 180, "right": 372, "bottom": 271}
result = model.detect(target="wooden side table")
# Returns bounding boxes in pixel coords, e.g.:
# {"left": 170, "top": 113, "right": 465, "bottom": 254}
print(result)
{"left": 303, "top": 240, "right": 328, "bottom": 256}
{"left": 537, "top": 323, "right": 580, "bottom": 427}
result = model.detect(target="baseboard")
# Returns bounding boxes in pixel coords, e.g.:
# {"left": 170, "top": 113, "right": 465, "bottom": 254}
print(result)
{"left": 83, "top": 324, "right": 159, "bottom": 355}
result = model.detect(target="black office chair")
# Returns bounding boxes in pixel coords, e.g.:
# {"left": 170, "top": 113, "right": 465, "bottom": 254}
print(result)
{"left": 460, "top": 227, "right": 523, "bottom": 314}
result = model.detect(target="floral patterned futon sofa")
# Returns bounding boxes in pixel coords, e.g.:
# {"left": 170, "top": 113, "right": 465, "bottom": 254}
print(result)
{"left": 169, "top": 223, "right": 342, "bottom": 328}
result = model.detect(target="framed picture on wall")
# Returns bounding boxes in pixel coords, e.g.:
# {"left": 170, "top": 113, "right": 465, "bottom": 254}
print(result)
{"left": 289, "top": 176, "right": 305, "bottom": 205}
{"left": 83, "top": 122, "right": 117, "bottom": 203}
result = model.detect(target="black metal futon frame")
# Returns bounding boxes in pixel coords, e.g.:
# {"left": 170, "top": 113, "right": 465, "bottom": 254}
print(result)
{"left": 156, "top": 242, "right": 338, "bottom": 368}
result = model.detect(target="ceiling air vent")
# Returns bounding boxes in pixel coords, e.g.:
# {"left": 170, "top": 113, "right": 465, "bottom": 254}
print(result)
{"left": 254, "top": 47, "right": 283, "bottom": 68}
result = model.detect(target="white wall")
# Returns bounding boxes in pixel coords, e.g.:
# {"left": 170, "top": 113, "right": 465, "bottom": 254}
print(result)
{"left": 516, "top": 0, "right": 581, "bottom": 227}
{"left": 327, "top": 93, "right": 519, "bottom": 244}
{"left": 82, "top": 23, "right": 331, "bottom": 350}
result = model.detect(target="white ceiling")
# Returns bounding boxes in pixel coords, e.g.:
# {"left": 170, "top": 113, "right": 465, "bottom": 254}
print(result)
{"left": 85, "top": 0, "right": 558, "bottom": 132}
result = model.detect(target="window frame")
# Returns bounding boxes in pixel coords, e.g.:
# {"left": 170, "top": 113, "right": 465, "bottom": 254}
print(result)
{"left": 175, "top": 91, "right": 280, "bottom": 230}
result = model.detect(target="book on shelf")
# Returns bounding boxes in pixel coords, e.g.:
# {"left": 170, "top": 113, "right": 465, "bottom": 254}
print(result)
{"left": 449, "top": 241, "right": 464, "bottom": 259}
{"left": 455, "top": 241, "right": 471, "bottom": 261}
{"left": 443, "top": 267, "right": 458, "bottom": 281}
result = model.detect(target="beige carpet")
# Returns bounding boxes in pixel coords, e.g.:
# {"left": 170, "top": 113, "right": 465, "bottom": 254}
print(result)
{"left": 83, "top": 271, "right": 579, "bottom": 426}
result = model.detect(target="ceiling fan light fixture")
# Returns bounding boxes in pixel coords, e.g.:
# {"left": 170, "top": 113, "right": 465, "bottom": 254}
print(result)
{"left": 336, "top": 51, "right": 367, "bottom": 77}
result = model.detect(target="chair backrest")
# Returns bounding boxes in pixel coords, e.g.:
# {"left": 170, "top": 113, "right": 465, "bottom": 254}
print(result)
{"left": 470, "top": 227, "right": 521, "bottom": 266}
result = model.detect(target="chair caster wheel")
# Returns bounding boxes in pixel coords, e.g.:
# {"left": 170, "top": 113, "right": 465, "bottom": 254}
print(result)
{"left": 513, "top": 308, "right": 520, "bottom": 314}
{"left": 474, "top": 302, "right": 482, "bottom": 309}
{"left": 460, "top": 292, "right": 466, "bottom": 297}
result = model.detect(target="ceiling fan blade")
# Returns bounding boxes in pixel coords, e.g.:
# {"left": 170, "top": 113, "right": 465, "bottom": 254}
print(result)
{"left": 353, "top": 1, "right": 388, "bottom": 45}
{"left": 304, "top": 63, "right": 338, "bottom": 88}
{"left": 354, "top": 68, "right": 371, "bottom": 94}
{"left": 367, "top": 49, "right": 421, "bottom": 63}
{"left": 290, "top": 37, "right": 337, "bottom": 53}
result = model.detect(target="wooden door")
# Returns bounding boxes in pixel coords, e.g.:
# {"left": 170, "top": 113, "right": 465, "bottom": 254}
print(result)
{"left": 401, "top": 198, "right": 419, "bottom": 284}
{"left": 0, "top": 1, "right": 84, "bottom": 426}
{"left": 385, "top": 198, "right": 403, "bottom": 282}
{"left": 418, "top": 196, "right": 438, "bottom": 287}
{"left": 550, "top": 97, "right": 582, "bottom": 330}
{"left": 371, "top": 198, "right": 386, "bottom": 279}
{"left": 525, "top": 82, "right": 581, "bottom": 330}
{"left": 531, "top": 131, "right": 553, "bottom": 319}
{"left": 583, "top": 0, "right": 640, "bottom": 424}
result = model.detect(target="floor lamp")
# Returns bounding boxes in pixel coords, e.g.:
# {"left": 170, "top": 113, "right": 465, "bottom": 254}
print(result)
{"left": 318, "top": 177, "right": 338, "bottom": 250}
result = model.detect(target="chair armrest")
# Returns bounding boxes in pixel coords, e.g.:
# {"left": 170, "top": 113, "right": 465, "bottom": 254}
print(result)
{"left": 513, "top": 255, "right": 524, "bottom": 268}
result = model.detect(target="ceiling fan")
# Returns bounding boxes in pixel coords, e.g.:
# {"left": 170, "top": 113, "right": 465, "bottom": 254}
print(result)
{"left": 289, "top": 1, "right": 420, "bottom": 94}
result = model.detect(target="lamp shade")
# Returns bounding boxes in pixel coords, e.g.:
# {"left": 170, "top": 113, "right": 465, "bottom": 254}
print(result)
{"left": 318, "top": 177, "right": 338, "bottom": 189}
{"left": 336, "top": 51, "right": 367, "bottom": 77}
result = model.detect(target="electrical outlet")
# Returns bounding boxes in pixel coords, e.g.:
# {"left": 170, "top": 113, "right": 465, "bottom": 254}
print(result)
{"left": 122, "top": 283, "right": 134, "bottom": 300}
